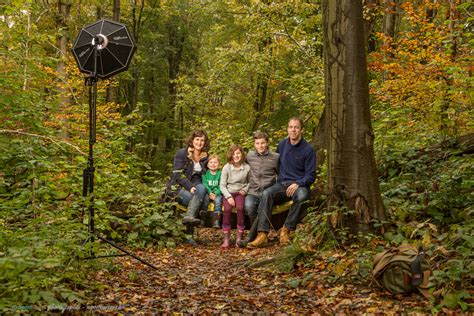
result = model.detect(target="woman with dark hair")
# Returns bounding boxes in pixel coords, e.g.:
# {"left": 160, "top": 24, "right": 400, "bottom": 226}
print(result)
{"left": 166, "top": 130, "right": 210, "bottom": 243}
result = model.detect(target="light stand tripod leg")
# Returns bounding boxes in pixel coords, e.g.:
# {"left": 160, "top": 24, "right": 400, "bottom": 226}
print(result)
{"left": 80, "top": 48, "right": 158, "bottom": 270}
{"left": 96, "top": 235, "right": 159, "bottom": 270}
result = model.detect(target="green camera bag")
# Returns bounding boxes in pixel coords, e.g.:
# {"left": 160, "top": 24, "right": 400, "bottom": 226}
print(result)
{"left": 372, "top": 244, "right": 431, "bottom": 297}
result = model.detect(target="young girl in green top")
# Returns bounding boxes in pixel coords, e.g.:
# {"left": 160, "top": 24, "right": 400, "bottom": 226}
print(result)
{"left": 202, "top": 154, "right": 223, "bottom": 228}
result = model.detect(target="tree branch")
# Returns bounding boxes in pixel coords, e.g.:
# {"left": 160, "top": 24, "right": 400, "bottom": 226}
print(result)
{"left": 0, "top": 129, "right": 86, "bottom": 155}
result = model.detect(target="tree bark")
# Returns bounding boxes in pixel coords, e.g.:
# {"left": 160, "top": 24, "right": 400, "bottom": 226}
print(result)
{"left": 322, "top": 0, "right": 386, "bottom": 233}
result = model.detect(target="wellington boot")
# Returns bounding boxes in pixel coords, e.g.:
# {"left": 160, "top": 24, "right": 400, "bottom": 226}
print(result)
{"left": 182, "top": 216, "right": 201, "bottom": 226}
{"left": 236, "top": 239, "right": 248, "bottom": 248}
{"left": 221, "top": 231, "right": 231, "bottom": 249}
{"left": 279, "top": 226, "right": 291, "bottom": 245}
{"left": 198, "top": 210, "right": 207, "bottom": 227}
{"left": 247, "top": 232, "right": 268, "bottom": 248}
{"left": 235, "top": 229, "right": 244, "bottom": 246}
{"left": 212, "top": 219, "right": 221, "bottom": 229}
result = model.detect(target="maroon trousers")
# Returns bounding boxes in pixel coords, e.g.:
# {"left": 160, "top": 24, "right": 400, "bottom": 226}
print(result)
{"left": 222, "top": 192, "right": 245, "bottom": 232}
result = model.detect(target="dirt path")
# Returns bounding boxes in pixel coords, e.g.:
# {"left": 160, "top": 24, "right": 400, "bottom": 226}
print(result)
{"left": 90, "top": 228, "right": 430, "bottom": 314}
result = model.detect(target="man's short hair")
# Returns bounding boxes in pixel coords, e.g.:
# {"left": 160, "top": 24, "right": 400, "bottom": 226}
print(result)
{"left": 253, "top": 131, "right": 269, "bottom": 142}
{"left": 288, "top": 117, "right": 304, "bottom": 129}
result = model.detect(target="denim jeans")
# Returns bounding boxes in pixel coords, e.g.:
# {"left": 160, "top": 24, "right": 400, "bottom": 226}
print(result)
{"left": 176, "top": 183, "right": 208, "bottom": 216}
{"left": 245, "top": 194, "right": 260, "bottom": 223}
{"left": 256, "top": 182, "right": 309, "bottom": 232}
{"left": 204, "top": 194, "right": 223, "bottom": 214}
{"left": 213, "top": 194, "right": 223, "bottom": 213}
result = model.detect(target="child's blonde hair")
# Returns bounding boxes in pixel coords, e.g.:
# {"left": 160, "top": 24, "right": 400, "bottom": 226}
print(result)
{"left": 207, "top": 154, "right": 220, "bottom": 166}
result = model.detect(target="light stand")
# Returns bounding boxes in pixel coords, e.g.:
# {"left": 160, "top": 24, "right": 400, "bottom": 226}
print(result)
{"left": 73, "top": 20, "right": 157, "bottom": 270}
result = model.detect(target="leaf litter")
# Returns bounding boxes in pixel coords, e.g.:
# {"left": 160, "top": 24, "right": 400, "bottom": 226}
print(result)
{"left": 89, "top": 228, "right": 431, "bottom": 314}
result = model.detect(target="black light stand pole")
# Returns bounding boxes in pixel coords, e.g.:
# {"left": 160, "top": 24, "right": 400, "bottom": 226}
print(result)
{"left": 82, "top": 41, "right": 158, "bottom": 270}
{"left": 82, "top": 46, "right": 99, "bottom": 250}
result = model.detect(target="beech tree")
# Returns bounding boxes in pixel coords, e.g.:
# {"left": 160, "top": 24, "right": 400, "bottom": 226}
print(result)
{"left": 319, "top": 0, "right": 386, "bottom": 233}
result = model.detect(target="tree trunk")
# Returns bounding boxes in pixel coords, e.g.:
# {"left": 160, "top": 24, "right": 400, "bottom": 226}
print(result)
{"left": 322, "top": 0, "right": 386, "bottom": 233}
{"left": 57, "top": 1, "right": 71, "bottom": 139}
{"left": 167, "top": 19, "right": 185, "bottom": 150}
{"left": 440, "top": 0, "right": 459, "bottom": 136}
{"left": 382, "top": 0, "right": 398, "bottom": 81}
{"left": 382, "top": 0, "right": 397, "bottom": 40}
{"left": 363, "top": 0, "right": 378, "bottom": 53}
{"left": 106, "top": 0, "right": 121, "bottom": 103}
{"left": 252, "top": 38, "right": 272, "bottom": 131}
{"left": 252, "top": 76, "right": 270, "bottom": 131}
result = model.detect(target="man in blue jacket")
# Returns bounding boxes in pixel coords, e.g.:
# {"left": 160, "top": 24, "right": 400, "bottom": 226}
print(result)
{"left": 248, "top": 117, "right": 316, "bottom": 248}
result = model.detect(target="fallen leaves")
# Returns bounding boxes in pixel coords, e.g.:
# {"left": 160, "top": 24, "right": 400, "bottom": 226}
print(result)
{"left": 88, "top": 228, "right": 431, "bottom": 314}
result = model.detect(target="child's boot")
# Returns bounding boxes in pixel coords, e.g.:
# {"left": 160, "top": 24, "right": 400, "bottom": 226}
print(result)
{"left": 199, "top": 210, "right": 207, "bottom": 227}
{"left": 235, "top": 229, "right": 244, "bottom": 246}
{"left": 221, "top": 230, "right": 230, "bottom": 249}
{"left": 212, "top": 212, "right": 221, "bottom": 228}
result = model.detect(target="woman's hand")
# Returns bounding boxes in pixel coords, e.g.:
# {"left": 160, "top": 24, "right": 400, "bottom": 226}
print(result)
{"left": 239, "top": 190, "right": 246, "bottom": 196}
{"left": 209, "top": 193, "right": 216, "bottom": 200}
{"left": 227, "top": 197, "right": 235, "bottom": 207}
{"left": 190, "top": 187, "right": 197, "bottom": 194}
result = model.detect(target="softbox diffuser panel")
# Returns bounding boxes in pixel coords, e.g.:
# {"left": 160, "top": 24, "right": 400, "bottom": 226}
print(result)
{"left": 71, "top": 19, "right": 136, "bottom": 79}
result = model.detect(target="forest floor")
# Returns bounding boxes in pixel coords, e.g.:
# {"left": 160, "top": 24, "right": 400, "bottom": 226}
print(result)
{"left": 89, "top": 228, "right": 432, "bottom": 314}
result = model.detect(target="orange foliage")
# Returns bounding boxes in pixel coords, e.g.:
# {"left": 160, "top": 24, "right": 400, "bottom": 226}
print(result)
{"left": 368, "top": 0, "right": 472, "bottom": 136}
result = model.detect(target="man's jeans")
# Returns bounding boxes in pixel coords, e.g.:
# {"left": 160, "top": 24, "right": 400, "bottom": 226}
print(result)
{"left": 245, "top": 194, "right": 260, "bottom": 223}
{"left": 256, "top": 182, "right": 309, "bottom": 232}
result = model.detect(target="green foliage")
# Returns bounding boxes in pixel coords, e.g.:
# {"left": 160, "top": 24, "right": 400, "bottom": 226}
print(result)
{"left": 380, "top": 146, "right": 473, "bottom": 231}
{"left": 1, "top": 0, "right": 473, "bottom": 312}
{"left": 378, "top": 138, "right": 473, "bottom": 311}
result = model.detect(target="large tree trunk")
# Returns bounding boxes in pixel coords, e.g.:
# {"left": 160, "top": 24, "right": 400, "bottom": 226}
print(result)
{"left": 322, "top": 0, "right": 386, "bottom": 233}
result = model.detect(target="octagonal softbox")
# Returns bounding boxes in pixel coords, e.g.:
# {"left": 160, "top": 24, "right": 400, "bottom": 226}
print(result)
{"left": 71, "top": 19, "right": 136, "bottom": 79}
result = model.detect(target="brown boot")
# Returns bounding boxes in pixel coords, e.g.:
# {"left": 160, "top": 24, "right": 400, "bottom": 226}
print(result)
{"left": 247, "top": 232, "right": 268, "bottom": 248}
{"left": 279, "top": 226, "right": 291, "bottom": 245}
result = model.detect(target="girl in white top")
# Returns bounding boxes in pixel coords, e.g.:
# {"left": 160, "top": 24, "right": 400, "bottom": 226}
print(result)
{"left": 219, "top": 144, "right": 250, "bottom": 248}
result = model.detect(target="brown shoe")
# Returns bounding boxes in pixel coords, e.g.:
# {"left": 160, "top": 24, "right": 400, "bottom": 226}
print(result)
{"left": 279, "top": 226, "right": 291, "bottom": 245}
{"left": 247, "top": 232, "right": 268, "bottom": 248}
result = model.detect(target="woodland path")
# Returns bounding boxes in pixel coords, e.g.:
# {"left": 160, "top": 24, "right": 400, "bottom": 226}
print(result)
{"left": 90, "top": 228, "right": 430, "bottom": 314}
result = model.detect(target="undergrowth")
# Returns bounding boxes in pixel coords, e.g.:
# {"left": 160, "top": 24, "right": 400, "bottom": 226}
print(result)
{"left": 277, "top": 136, "right": 473, "bottom": 312}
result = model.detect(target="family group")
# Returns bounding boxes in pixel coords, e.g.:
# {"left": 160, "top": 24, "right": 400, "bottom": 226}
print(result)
{"left": 165, "top": 117, "right": 316, "bottom": 249}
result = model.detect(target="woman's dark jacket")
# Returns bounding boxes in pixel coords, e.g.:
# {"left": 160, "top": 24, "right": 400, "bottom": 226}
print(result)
{"left": 165, "top": 147, "right": 208, "bottom": 197}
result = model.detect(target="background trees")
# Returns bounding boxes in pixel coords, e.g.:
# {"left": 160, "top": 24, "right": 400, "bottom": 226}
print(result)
{"left": 0, "top": 0, "right": 472, "bottom": 311}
